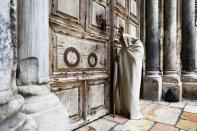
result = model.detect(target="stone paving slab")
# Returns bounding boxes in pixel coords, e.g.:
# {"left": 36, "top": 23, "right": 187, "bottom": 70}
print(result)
{"left": 143, "top": 104, "right": 182, "bottom": 125}
{"left": 181, "top": 112, "right": 197, "bottom": 122}
{"left": 140, "top": 99, "right": 153, "bottom": 109}
{"left": 76, "top": 99, "right": 197, "bottom": 131}
{"left": 169, "top": 102, "right": 186, "bottom": 109}
{"left": 184, "top": 105, "right": 197, "bottom": 114}
{"left": 158, "top": 101, "right": 170, "bottom": 106}
{"left": 112, "top": 119, "right": 154, "bottom": 131}
{"left": 176, "top": 119, "right": 197, "bottom": 131}
{"left": 182, "top": 99, "right": 197, "bottom": 106}
{"left": 103, "top": 114, "right": 128, "bottom": 124}
{"left": 141, "top": 102, "right": 158, "bottom": 116}
{"left": 150, "top": 123, "right": 179, "bottom": 131}
{"left": 76, "top": 119, "right": 117, "bottom": 131}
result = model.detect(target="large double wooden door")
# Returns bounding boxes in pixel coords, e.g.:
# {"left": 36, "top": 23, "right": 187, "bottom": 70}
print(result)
{"left": 49, "top": 0, "right": 139, "bottom": 129}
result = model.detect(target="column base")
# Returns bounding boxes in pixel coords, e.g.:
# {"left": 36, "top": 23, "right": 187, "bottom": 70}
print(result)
{"left": 143, "top": 72, "right": 162, "bottom": 101}
{"left": 181, "top": 73, "right": 197, "bottom": 99}
{"left": 163, "top": 73, "right": 182, "bottom": 101}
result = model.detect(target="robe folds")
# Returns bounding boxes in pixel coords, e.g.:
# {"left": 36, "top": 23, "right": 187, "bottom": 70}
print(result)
{"left": 113, "top": 34, "right": 144, "bottom": 119}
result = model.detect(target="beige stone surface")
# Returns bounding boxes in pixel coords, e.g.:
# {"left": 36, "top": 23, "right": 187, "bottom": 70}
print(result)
{"left": 0, "top": 95, "right": 24, "bottom": 123}
{"left": 169, "top": 102, "right": 186, "bottom": 108}
{"left": 103, "top": 114, "right": 128, "bottom": 124}
{"left": 76, "top": 119, "right": 117, "bottom": 131}
{"left": 181, "top": 112, "right": 197, "bottom": 122}
{"left": 76, "top": 99, "right": 197, "bottom": 131}
{"left": 158, "top": 101, "right": 169, "bottom": 106}
{"left": 144, "top": 104, "right": 182, "bottom": 125}
{"left": 18, "top": 85, "right": 50, "bottom": 96}
{"left": 32, "top": 104, "right": 70, "bottom": 131}
{"left": 0, "top": 113, "right": 26, "bottom": 131}
{"left": 140, "top": 99, "right": 153, "bottom": 109}
{"left": 184, "top": 105, "right": 197, "bottom": 114}
{"left": 182, "top": 82, "right": 197, "bottom": 99}
{"left": 150, "top": 123, "right": 179, "bottom": 131}
{"left": 113, "top": 119, "right": 155, "bottom": 131}
{"left": 176, "top": 119, "right": 197, "bottom": 131}
{"left": 22, "top": 93, "right": 60, "bottom": 114}
{"left": 143, "top": 75, "right": 162, "bottom": 101}
{"left": 182, "top": 99, "right": 197, "bottom": 106}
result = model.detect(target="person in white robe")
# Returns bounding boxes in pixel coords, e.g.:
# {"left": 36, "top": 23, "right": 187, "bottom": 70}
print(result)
{"left": 113, "top": 34, "right": 144, "bottom": 119}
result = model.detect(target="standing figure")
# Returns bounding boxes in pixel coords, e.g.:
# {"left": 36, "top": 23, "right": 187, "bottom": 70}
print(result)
{"left": 113, "top": 34, "right": 144, "bottom": 119}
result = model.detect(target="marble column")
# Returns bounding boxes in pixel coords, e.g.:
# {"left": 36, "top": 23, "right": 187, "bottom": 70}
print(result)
{"left": 0, "top": 1, "right": 36, "bottom": 130}
{"left": 163, "top": 0, "right": 182, "bottom": 101}
{"left": 181, "top": 0, "right": 197, "bottom": 99}
{"left": 18, "top": 0, "right": 49, "bottom": 84}
{"left": 17, "top": 0, "right": 70, "bottom": 130}
{"left": 143, "top": 0, "right": 162, "bottom": 101}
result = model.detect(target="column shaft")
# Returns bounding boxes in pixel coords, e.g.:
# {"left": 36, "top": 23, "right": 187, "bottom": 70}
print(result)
{"left": 162, "top": 0, "right": 182, "bottom": 101}
{"left": 181, "top": 0, "right": 197, "bottom": 99}
{"left": 146, "top": 0, "right": 159, "bottom": 71}
{"left": 143, "top": 0, "right": 162, "bottom": 101}
{"left": 18, "top": 0, "right": 49, "bottom": 83}
{"left": 164, "top": 0, "right": 177, "bottom": 72}
{"left": 182, "top": 0, "right": 196, "bottom": 72}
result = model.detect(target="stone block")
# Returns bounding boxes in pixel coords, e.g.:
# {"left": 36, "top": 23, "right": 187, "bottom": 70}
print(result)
{"left": 0, "top": 89, "right": 12, "bottom": 104}
{"left": 22, "top": 93, "right": 60, "bottom": 114}
{"left": 143, "top": 75, "right": 162, "bottom": 101}
{"left": 17, "top": 57, "right": 39, "bottom": 86}
{"left": 162, "top": 74, "right": 182, "bottom": 101}
{"left": 162, "top": 82, "right": 182, "bottom": 101}
{"left": 18, "top": 85, "right": 50, "bottom": 96}
{"left": 182, "top": 82, "right": 197, "bottom": 99}
{"left": 32, "top": 104, "right": 70, "bottom": 131}
{"left": 0, "top": 113, "right": 26, "bottom": 131}
{"left": 0, "top": 95, "right": 24, "bottom": 123}
{"left": 20, "top": 115, "right": 37, "bottom": 131}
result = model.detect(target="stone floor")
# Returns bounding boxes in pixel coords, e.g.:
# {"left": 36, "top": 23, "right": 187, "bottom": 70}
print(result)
{"left": 75, "top": 99, "right": 197, "bottom": 131}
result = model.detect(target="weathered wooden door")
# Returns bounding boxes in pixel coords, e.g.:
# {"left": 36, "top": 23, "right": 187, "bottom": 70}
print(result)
{"left": 49, "top": 0, "right": 139, "bottom": 129}
{"left": 114, "top": 0, "right": 140, "bottom": 41}
{"left": 49, "top": 0, "right": 111, "bottom": 129}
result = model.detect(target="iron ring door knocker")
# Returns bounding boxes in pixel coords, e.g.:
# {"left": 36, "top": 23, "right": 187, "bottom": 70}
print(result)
{"left": 88, "top": 52, "right": 98, "bottom": 67}
{"left": 64, "top": 47, "right": 80, "bottom": 67}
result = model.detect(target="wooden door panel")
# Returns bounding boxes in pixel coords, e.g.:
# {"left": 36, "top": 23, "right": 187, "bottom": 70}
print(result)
{"left": 53, "top": 33, "right": 107, "bottom": 71}
{"left": 130, "top": 0, "right": 138, "bottom": 17}
{"left": 90, "top": 1, "right": 106, "bottom": 27}
{"left": 50, "top": 0, "right": 110, "bottom": 129}
{"left": 49, "top": 0, "right": 140, "bottom": 129}
{"left": 53, "top": 82, "right": 83, "bottom": 121}
{"left": 56, "top": 0, "right": 79, "bottom": 19}
{"left": 117, "top": 0, "right": 126, "bottom": 8}
{"left": 129, "top": 23, "right": 138, "bottom": 38}
{"left": 88, "top": 82, "right": 105, "bottom": 109}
